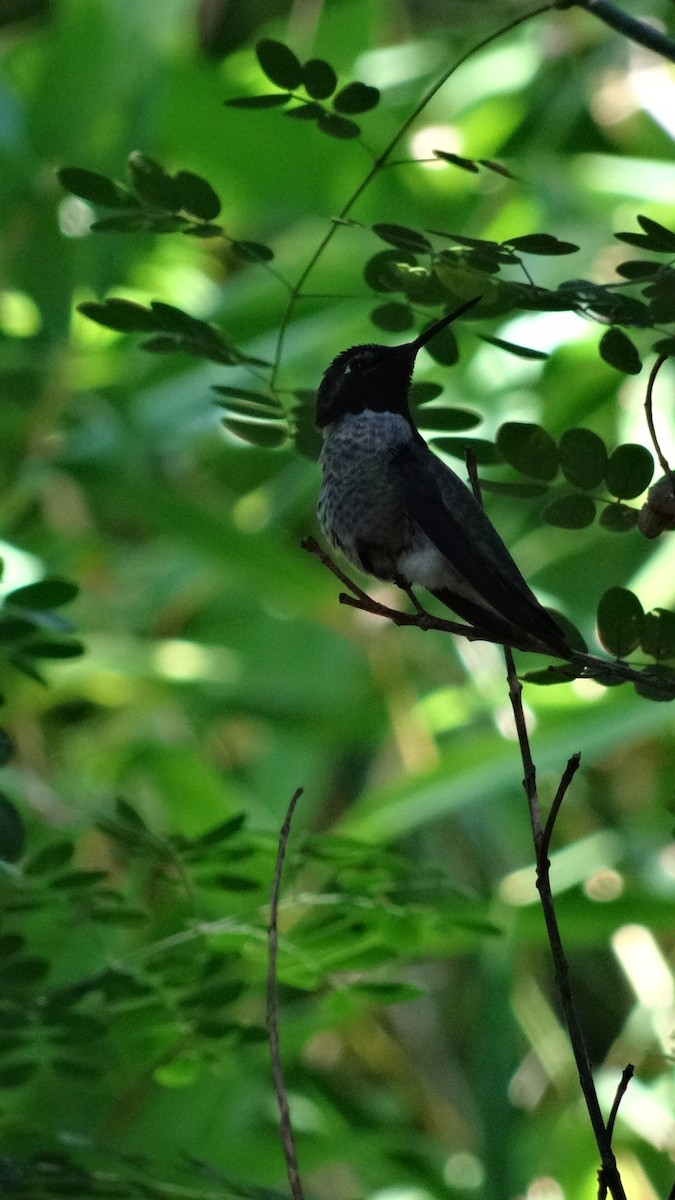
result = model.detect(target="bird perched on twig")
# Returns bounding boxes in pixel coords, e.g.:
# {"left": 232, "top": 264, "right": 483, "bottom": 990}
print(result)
{"left": 315, "top": 297, "right": 569, "bottom": 657}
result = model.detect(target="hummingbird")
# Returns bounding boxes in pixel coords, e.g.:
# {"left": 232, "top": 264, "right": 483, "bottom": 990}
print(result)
{"left": 315, "top": 297, "right": 568, "bottom": 656}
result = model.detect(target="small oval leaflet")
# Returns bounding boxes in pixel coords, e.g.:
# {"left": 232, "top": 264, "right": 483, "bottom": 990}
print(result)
{"left": 409, "top": 382, "right": 443, "bottom": 406}
{"left": 597, "top": 587, "right": 644, "bottom": 658}
{"left": 605, "top": 443, "right": 654, "bottom": 500}
{"left": 333, "top": 82, "right": 379, "bottom": 114}
{"left": 543, "top": 494, "right": 596, "bottom": 529}
{"left": 127, "top": 152, "right": 179, "bottom": 212}
{"left": 641, "top": 608, "right": 675, "bottom": 661}
{"left": 599, "top": 327, "right": 642, "bottom": 375}
{"left": 370, "top": 302, "right": 414, "bottom": 332}
{"left": 318, "top": 112, "right": 360, "bottom": 139}
{"left": 0, "top": 793, "right": 25, "bottom": 864}
{"left": 478, "top": 334, "right": 549, "bottom": 360}
{"left": 173, "top": 170, "right": 221, "bottom": 221}
{"left": 285, "top": 102, "right": 323, "bottom": 121}
{"left": 255, "top": 39, "right": 303, "bottom": 90}
{"left": 57, "top": 167, "right": 136, "bottom": 209}
{"left": 559, "top": 428, "right": 608, "bottom": 490}
{"left": 230, "top": 240, "right": 274, "bottom": 263}
{"left": 431, "top": 437, "right": 503, "bottom": 465}
{"left": 418, "top": 407, "right": 482, "bottom": 433}
{"left": 599, "top": 503, "right": 638, "bottom": 533}
{"left": 372, "top": 223, "right": 431, "bottom": 254}
{"left": 222, "top": 418, "right": 288, "bottom": 449}
{"left": 496, "top": 422, "right": 559, "bottom": 481}
{"left": 302, "top": 58, "right": 337, "bottom": 99}
{"left": 432, "top": 150, "right": 479, "bottom": 173}
{"left": 421, "top": 323, "right": 458, "bottom": 366}
{"left": 363, "top": 248, "right": 418, "bottom": 293}
{"left": 506, "top": 233, "right": 579, "bottom": 256}
{"left": 226, "top": 93, "right": 291, "bottom": 109}
{"left": 7, "top": 578, "right": 79, "bottom": 609}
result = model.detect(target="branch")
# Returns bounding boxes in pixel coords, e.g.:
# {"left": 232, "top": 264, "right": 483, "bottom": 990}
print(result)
{"left": 267, "top": 788, "right": 305, "bottom": 1200}
{"left": 303, "top": 537, "right": 675, "bottom": 699}
{"left": 503, "top": 650, "right": 627, "bottom": 1200}
{"left": 555, "top": 0, "right": 675, "bottom": 62}
{"left": 644, "top": 353, "right": 673, "bottom": 478}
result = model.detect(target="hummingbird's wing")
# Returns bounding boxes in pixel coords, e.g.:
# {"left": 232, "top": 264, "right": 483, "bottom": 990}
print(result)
{"left": 393, "top": 437, "right": 565, "bottom": 649}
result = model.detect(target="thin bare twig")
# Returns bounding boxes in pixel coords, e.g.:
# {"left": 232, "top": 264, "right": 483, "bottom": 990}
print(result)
{"left": 267, "top": 788, "right": 305, "bottom": 1200}
{"left": 540, "top": 752, "right": 581, "bottom": 865}
{"left": 644, "top": 353, "right": 673, "bottom": 478}
{"left": 503, "top": 652, "right": 627, "bottom": 1200}
{"left": 555, "top": 0, "right": 675, "bottom": 62}
{"left": 597, "top": 1064, "right": 634, "bottom": 1199}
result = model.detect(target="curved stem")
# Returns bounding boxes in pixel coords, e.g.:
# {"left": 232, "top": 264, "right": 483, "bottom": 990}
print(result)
{"left": 556, "top": 0, "right": 675, "bottom": 63}
{"left": 270, "top": 2, "right": 556, "bottom": 388}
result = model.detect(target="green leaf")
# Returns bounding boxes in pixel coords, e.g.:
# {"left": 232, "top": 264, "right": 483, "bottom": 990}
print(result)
{"left": 127, "top": 152, "right": 179, "bottom": 211}
{"left": 615, "top": 260, "right": 658, "bottom": 279}
{"left": 605, "top": 444, "right": 654, "bottom": 499}
{"left": 636, "top": 215, "right": 675, "bottom": 252}
{"left": 285, "top": 102, "right": 324, "bottom": 121}
{"left": 183, "top": 981, "right": 246, "bottom": 1009}
{"left": 222, "top": 418, "right": 288, "bottom": 449}
{"left": 419, "top": 322, "right": 457, "bottom": 366}
{"left": 88, "top": 213, "right": 153, "bottom": 233}
{"left": 558, "top": 428, "right": 608, "bottom": 489}
{"left": 409, "top": 382, "right": 443, "bottom": 405}
{"left": 599, "top": 503, "right": 639, "bottom": 532}
{"left": 633, "top": 664, "right": 675, "bottom": 701}
{"left": 332, "top": 82, "right": 379, "bottom": 113}
{"left": 317, "top": 112, "right": 360, "bottom": 139}
{"left": 23, "top": 840, "right": 75, "bottom": 876}
{"left": 210, "top": 874, "right": 259, "bottom": 891}
{"left": 0, "top": 729, "right": 12, "bottom": 766}
{"left": 369, "top": 302, "right": 414, "bottom": 332}
{"left": 50, "top": 870, "right": 108, "bottom": 890}
{"left": 197, "top": 814, "right": 246, "bottom": 844}
{"left": 496, "top": 422, "right": 559, "bottom": 481}
{"left": 478, "top": 335, "right": 549, "bottom": 360}
{"left": 0, "top": 1061, "right": 37, "bottom": 1088}
{"left": 652, "top": 336, "right": 675, "bottom": 357}
{"left": 417, "top": 407, "right": 482, "bottom": 433}
{"left": 0, "top": 794, "right": 25, "bottom": 863}
{"left": 0, "top": 617, "right": 34, "bottom": 642}
{"left": 597, "top": 587, "right": 644, "bottom": 657}
{"left": 477, "top": 479, "right": 548, "bottom": 499}
{"left": 183, "top": 223, "right": 223, "bottom": 239}
{"left": 25, "top": 640, "right": 84, "bottom": 659}
{"left": 173, "top": 171, "right": 221, "bottom": 221}
{"left": 255, "top": 39, "right": 302, "bottom": 90}
{"left": 505, "top": 234, "right": 579, "bottom": 255}
{"left": 57, "top": 167, "right": 136, "bottom": 208}
{"left": 372, "top": 223, "right": 431, "bottom": 254}
{"left": 225, "top": 93, "right": 292, "bottom": 109}
{"left": 523, "top": 663, "right": 584, "bottom": 686}
{"left": 301, "top": 59, "right": 337, "bottom": 99}
{"left": 7, "top": 578, "right": 78, "bottom": 609}
{"left": 478, "top": 159, "right": 517, "bottom": 180}
{"left": 212, "top": 387, "right": 282, "bottom": 418}
{"left": 599, "top": 328, "right": 641, "bottom": 375}
{"left": 77, "top": 299, "right": 159, "bottom": 333}
{"left": 542, "top": 494, "right": 596, "bottom": 529}
{"left": 432, "top": 150, "right": 479, "bottom": 173}
{"left": 640, "top": 609, "right": 675, "bottom": 660}
{"left": 364, "top": 248, "right": 418, "bottom": 293}
{"left": 431, "top": 437, "right": 503, "bottom": 465}
{"left": 229, "top": 240, "right": 274, "bottom": 263}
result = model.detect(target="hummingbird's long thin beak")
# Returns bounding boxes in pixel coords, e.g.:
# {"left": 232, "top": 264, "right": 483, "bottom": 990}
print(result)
{"left": 407, "top": 295, "right": 482, "bottom": 355}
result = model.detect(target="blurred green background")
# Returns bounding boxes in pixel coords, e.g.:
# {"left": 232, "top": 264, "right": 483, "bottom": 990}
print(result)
{"left": 0, "top": 1, "right": 674, "bottom": 1198}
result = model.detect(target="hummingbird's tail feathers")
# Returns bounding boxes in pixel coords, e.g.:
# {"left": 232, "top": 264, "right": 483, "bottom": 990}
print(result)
{"left": 430, "top": 587, "right": 571, "bottom": 658}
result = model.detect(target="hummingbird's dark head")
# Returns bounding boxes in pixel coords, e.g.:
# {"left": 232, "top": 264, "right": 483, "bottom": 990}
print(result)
{"left": 315, "top": 296, "right": 481, "bottom": 429}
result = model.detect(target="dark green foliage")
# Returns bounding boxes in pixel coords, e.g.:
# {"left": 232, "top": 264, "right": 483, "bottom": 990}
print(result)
{"left": 597, "top": 587, "right": 644, "bottom": 657}
{"left": 302, "top": 58, "right": 338, "bottom": 99}
{"left": 505, "top": 233, "right": 579, "bottom": 255}
{"left": 542, "top": 494, "right": 597, "bottom": 529}
{"left": 605, "top": 443, "right": 654, "bottom": 499}
{"left": 256, "top": 39, "right": 303, "bottom": 89}
{"left": 599, "top": 327, "right": 642, "bottom": 374}
{"left": 56, "top": 167, "right": 136, "bottom": 208}
{"left": 417, "top": 407, "right": 482, "bottom": 433}
{"left": 372, "top": 223, "right": 432, "bottom": 253}
{"left": 332, "top": 82, "right": 380, "bottom": 113}
{"left": 496, "top": 422, "right": 559, "bottom": 481}
{"left": 369, "top": 302, "right": 414, "bottom": 331}
{"left": 433, "top": 149, "right": 480, "bottom": 172}
{"left": 0, "top": 795, "right": 25, "bottom": 863}
{"left": 559, "top": 429, "right": 608, "bottom": 489}
{"left": 478, "top": 334, "right": 549, "bottom": 360}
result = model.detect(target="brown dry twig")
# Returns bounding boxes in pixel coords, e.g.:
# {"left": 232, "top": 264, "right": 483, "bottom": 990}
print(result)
{"left": 267, "top": 787, "right": 305, "bottom": 1200}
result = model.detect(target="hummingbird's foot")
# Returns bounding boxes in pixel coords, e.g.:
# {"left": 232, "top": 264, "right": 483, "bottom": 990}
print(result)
{"left": 394, "top": 577, "right": 429, "bottom": 617}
